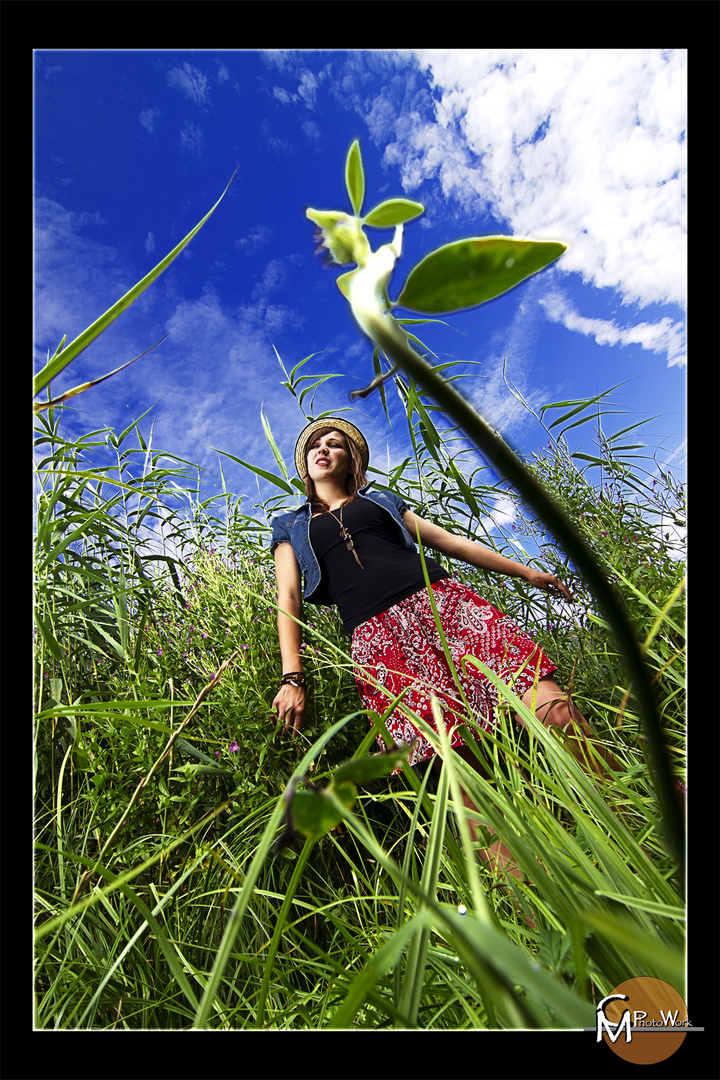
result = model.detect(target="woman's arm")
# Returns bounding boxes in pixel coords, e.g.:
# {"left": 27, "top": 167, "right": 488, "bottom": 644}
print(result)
{"left": 272, "top": 542, "right": 307, "bottom": 736}
{"left": 402, "top": 509, "right": 573, "bottom": 600}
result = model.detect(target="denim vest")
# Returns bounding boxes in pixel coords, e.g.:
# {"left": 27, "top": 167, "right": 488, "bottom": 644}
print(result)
{"left": 270, "top": 485, "right": 416, "bottom": 601}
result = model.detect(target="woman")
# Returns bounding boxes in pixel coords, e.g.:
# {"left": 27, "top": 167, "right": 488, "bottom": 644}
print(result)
{"left": 270, "top": 418, "right": 617, "bottom": 878}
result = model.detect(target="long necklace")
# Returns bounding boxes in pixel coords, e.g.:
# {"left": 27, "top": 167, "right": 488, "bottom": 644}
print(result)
{"left": 327, "top": 500, "right": 364, "bottom": 569}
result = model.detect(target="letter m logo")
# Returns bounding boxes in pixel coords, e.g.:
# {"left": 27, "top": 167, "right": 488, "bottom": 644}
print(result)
{"left": 597, "top": 993, "right": 633, "bottom": 1044}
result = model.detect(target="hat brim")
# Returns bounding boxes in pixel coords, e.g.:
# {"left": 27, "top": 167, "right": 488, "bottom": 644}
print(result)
{"left": 294, "top": 418, "right": 369, "bottom": 478}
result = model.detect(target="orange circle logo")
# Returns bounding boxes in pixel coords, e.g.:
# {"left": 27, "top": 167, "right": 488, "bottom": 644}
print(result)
{"left": 598, "top": 977, "right": 688, "bottom": 1065}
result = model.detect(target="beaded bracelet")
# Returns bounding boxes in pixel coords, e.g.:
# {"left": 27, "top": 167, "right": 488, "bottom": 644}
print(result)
{"left": 279, "top": 671, "right": 307, "bottom": 689}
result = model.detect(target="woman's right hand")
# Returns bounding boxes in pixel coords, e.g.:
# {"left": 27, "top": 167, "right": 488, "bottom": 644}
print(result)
{"left": 272, "top": 683, "right": 306, "bottom": 738}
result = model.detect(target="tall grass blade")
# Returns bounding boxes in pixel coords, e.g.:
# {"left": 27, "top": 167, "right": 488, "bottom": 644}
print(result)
{"left": 192, "top": 713, "right": 361, "bottom": 1028}
{"left": 255, "top": 835, "right": 314, "bottom": 1028}
{"left": 327, "top": 911, "right": 431, "bottom": 1029}
{"left": 399, "top": 705, "right": 449, "bottom": 1025}
{"left": 33, "top": 171, "right": 236, "bottom": 398}
{"left": 34, "top": 336, "right": 168, "bottom": 414}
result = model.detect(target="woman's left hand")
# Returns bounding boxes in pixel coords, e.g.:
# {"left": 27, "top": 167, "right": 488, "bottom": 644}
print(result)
{"left": 524, "top": 569, "right": 573, "bottom": 600}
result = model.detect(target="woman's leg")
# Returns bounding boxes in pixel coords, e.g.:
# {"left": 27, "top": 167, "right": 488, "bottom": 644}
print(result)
{"left": 518, "top": 675, "right": 622, "bottom": 776}
{"left": 447, "top": 676, "right": 619, "bottom": 862}
{"left": 436, "top": 743, "right": 536, "bottom": 928}
{"left": 429, "top": 676, "right": 620, "bottom": 929}
{"left": 433, "top": 744, "right": 526, "bottom": 886}
{"left": 452, "top": 744, "right": 522, "bottom": 872}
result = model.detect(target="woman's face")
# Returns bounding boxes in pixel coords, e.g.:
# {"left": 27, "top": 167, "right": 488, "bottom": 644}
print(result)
{"left": 306, "top": 429, "right": 351, "bottom": 484}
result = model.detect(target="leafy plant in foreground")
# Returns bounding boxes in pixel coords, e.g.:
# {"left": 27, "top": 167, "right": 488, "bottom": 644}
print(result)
{"left": 306, "top": 138, "right": 682, "bottom": 869}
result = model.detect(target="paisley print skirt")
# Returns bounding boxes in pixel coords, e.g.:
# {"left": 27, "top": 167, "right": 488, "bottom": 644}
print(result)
{"left": 351, "top": 578, "right": 557, "bottom": 767}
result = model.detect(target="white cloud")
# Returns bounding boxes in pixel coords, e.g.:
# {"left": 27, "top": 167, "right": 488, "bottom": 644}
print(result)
{"left": 33, "top": 198, "right": 290, "bottom": 477}
{"left": 380, "top": 49, "right": 687, "bottom": 312}
{"left": 301, "top": 119, "right": 321, "bottom": 142}
{"left": 235, "top": 224, "right": 273, "bottom": 256}
{"left": 144, "top": 232, "right": 156, "bottom": 254}
{"left": 458, "top": 280, "right": 551, "bottom": 439}
{"left": 480, "top": 495, "right": 516, "bottom": 535}
{"left": 253, "top": 258, "right": 289, "bottom": 297}
{"left": 139, "top": 107, "right": 160, "bottom": 134}
{"left": 34, "top": 197, "right": 130, "bottom": 361}
{"left": 259, "top": 119, "right": 293, "bottom": 157}
{"left": 656, "top": 437, "right": 686, "bottom": 474}
{"left": 660, "top": 519, "right": 686, "bottom": 561}
{"left": 270, "top": 65, "right": 323, "bottom": 109}
{"left": 237, "top": 254, "right": 307, "bottom": 335}
{"left": 138, "top": 290, "right": 308, "bottom": 473}
{"left": 178, "top": 120, "right": 205, "bottom": 159}
{"left": 467, "top": 356, "right": 544, "bottom": 438}
{"left": 540, "top": 290, "right": 686, "bottom": 367}
{"left": 297, "top": 69, "right": 319, "bottom": 108}
{"left": 166, "top": 62, "right": 211, "bottom": 107}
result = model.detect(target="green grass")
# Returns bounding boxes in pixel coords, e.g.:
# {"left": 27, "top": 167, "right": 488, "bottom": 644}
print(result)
{"left": 34, "top": 372, "right": 685, "bottom": 1029}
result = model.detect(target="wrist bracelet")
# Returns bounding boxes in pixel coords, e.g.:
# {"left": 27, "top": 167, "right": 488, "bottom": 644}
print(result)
{"left": 280, "top": 671, "right": 306, "bottom": 688}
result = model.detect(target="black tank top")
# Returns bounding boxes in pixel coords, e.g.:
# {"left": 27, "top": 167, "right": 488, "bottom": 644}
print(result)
{"left": 308, "top": 498, "right": 449, "bottom": 633}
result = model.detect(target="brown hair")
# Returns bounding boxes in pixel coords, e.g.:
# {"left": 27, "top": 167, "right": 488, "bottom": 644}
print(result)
{"left": 304, "top": 427, "right": 368, "bottom": 513}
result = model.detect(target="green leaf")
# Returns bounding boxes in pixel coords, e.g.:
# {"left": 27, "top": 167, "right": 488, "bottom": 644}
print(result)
{"left": 173, "top": 763, "right": 229, "bottom": 778}
{"left": 331, "top": 746, "right": 409, "bottom": 787}
{"left": 260, "top": 405, "right": 290, "bottom": 481}
{"left": 34, "top": 337, "right": 168, "bottom": 414}
{"left": 592, "top": 890, "right": 685, "bottom": 921}
{"left": 291, "top": 781, "right": 357, "bottom": 841}
{"left": 345, "top": 140, "right": 365, "bottom": 216}
{"left": 363, "top": 198, "right": 424, "bottom": 228}
{"left": 208, "top": 448, "right": 296, "bottom": 495}
{"left": 327, "top": 910, "right": 432, "bottom": 1028}
{"left": 395, "top": 236, "right": 567, "bottom": 315}
{"left": 175, "top": 738, "right": 228, "bottom": 768}
{"left": 34, "top": 611, "right": 63, "bottom": 661}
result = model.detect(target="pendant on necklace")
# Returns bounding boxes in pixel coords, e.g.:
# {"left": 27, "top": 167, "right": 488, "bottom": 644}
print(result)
{"left": 340, "top": 526, "right": 364, "bottom": 569}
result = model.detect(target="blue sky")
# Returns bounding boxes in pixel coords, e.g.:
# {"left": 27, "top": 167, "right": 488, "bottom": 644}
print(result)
{"left": 34, "top": 49, "right": 687, "bottom": 549}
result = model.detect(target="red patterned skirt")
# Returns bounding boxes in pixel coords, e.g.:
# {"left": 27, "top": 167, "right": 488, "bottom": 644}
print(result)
{"left": 351, "top": 578, "right": 557, "bottom": 767}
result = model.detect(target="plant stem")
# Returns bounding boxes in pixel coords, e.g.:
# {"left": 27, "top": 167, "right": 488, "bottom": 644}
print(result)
{"left": 357, "top": 309, "right": 684, "bottom": 874}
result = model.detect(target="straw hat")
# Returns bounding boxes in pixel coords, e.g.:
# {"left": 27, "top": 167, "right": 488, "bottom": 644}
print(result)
{"left": 294, "top": 417, "right": 369, "bottom": 479}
